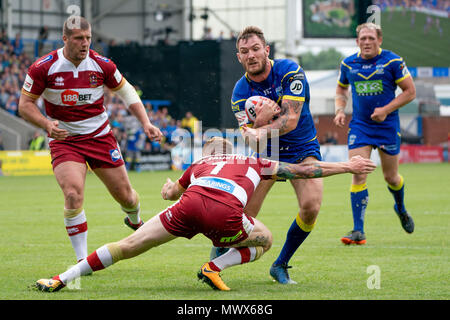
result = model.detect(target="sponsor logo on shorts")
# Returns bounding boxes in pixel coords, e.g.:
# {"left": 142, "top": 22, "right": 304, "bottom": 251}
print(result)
{"left": 349, "top": 134, "right": 357, "bottom": 145}
{"left": 110, "top": 148, "right": 122, "bottom": 162}
{"left": 220, "top": 230, "right": 242, "bottom": 243}
{"left": 379, "top": 144, "right": 398, "bottom": 152}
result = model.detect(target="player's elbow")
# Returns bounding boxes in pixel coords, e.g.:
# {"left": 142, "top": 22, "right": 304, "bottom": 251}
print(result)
{"left": 285, "top": 116, "right": 299, "bottom": 133}
{"left": 18, "top": 96, "right": 31, "bottom": 118}
{"left": 407, "top": 86, "right": 416, "bottom": 102}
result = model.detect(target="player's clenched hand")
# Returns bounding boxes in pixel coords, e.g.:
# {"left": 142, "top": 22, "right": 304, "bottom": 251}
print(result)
{"left": 45, "top": 120, "right": 69, "bottom": 140}
{"left": 370, "top": 107, "right": 388, "bottom": 122}
{"left": 143, "top": 123, "right": 163, "bottom": 142}
{"left": 348, "top": 156, "right": 376, "bottom": 174}
{"left": 241, "top": 125, "right": 260, "bottom": 142}
{"left": 241, "top": 125, "right": 268, "bottom": 154}
{"left": 255, "top": 98, "right": 280, "bottom": 124}
{"left": 333, "top": 112, "right": 346, "bottom": 128}
{"left": 161, "top": 178, "right": 174, "bottom": 200}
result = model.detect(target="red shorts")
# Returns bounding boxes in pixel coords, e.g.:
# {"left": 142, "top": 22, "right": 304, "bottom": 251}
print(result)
{"left": 49, "top": 131, "right": 124, "bottom": 170}
{"left": 159, "top": 191, "right": 255, "bottom": 247}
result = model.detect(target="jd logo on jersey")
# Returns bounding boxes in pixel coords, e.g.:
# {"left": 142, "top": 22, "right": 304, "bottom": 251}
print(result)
{"left": 354, "top": 80, "right": 383, "bottom": 96}
{"left": 61, "top": 89, "right": 92, "bottom": 106}
{"left": 290, "top": 80, "right": 303, "bottom": 94}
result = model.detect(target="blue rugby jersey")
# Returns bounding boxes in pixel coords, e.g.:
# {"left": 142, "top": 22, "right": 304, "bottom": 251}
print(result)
{"left": 338, "top": 48, "right": 411, "bottom": 129}
{"left": 231, "top": 59, "right": 318, "bottom": 162}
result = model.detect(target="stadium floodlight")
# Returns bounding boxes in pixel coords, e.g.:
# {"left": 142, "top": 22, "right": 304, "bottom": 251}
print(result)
{"left": 155, "top": 10, "right": 163, "bottom": 21}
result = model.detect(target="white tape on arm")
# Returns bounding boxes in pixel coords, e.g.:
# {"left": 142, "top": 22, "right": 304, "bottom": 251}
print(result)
{"left": 114, "top": 80, "right": 141, "bottom": 108}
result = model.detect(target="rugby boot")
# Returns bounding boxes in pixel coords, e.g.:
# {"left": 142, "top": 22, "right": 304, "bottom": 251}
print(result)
{"left": 197, "top": 263, "right": 230, "bottom": 291}
{"left": 124, "top": 217, "right": 144, "bottom": 231}
{"left": 269, "top": 262, "right": 297, "bottom": 284}
{"left": 341, "top": 230, "right": 366, "bottom": 245}
{"left": 34, "top": 277, "right": 65, "bottom": 292}
{"left": 394, "top": 204, "right": 414, "bottom": 233}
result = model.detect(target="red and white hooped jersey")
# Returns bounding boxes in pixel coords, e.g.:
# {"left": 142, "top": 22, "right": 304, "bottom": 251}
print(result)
{"left": 177, "top": 154, "right": 277, "bottom": 209}
{"left": 22, "top": 48, "right": 125, "bottom": 140}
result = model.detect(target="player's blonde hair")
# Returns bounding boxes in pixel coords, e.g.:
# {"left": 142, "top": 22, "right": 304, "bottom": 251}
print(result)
{"left": 356, "top": 22, "right": 382, "bottom": 39}
{"left": 202, "top": 137, "right": 233, "bottom": 156}
{"left": 236, "top": 26, "right": 267, "bottom": 49}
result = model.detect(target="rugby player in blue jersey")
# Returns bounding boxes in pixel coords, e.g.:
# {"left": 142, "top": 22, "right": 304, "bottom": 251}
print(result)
{"left": 228, "top": 26, "right": 323, "bottom": 284}
{"left": 334, "top": 23, "right": 416, "bottom": 245}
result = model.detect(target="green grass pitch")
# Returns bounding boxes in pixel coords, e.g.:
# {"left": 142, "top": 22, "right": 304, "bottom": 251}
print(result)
{"left": 0, "top": 163, "right": 448, "bottom": 300}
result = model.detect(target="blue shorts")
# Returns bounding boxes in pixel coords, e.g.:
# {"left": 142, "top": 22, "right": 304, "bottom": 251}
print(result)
{"left": 348, "top": 123, "right": 401, "bottom": 156}
{"left": 257, "top": 137, "right": 322, "bottom": 163}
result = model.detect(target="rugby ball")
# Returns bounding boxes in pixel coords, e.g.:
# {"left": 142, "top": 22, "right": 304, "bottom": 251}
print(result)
{"left": 244, "top": 96, "right": 265, "bottom": 123}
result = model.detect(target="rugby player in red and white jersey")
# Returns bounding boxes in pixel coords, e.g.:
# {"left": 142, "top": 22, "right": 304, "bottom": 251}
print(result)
{"left": 34, "top": 137, "right": 376, "bottom": 292}
{"left": 18, "top": 16, "right": 162, "bottom": 263}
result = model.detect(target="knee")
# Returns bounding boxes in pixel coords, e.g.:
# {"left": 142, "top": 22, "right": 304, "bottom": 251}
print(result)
{"left": 117, "top": 187, "right": 137, "bottom": 208}
{"left": 64, "top": 188, "right": 83, "bottom": 208}
{"left": 299, "top": 202, "right": 321, "bottom": 225}
{"left": 263, "top": 230, "right": 273, "bottom": 252}
{"left": 352, "top": 174, "right": 368, "bottom": 186}
{"left": 384, "top": 174, "right": 399, "bottom": 186}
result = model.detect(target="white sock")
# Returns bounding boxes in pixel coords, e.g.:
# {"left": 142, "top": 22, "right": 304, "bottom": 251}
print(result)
{"left": 59, "top": 244, "right": 117, "bottom": 284}
{"left": 59, "top": 259, "right": 91, "bottom": 285}
{"left": 211, "top": 247, "right": 260, "bottom": 271}
{"left": 123, "top": 206, "right": 141, "bottom": 225}
{"left": 64, "top": 210, "right": 88, "bottom": 262}
{"left": 121, "top": 191, "right": 141, "bottom": 225}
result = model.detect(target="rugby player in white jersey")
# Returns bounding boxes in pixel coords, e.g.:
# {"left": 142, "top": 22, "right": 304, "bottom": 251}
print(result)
{"left": 18, "top": 16, "right": 162, "bottom": 263}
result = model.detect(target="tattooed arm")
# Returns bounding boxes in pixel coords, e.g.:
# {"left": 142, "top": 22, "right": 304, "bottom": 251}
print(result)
{"left": 270, "top": 156, "right": 377, "bottom": 180}
{"left": 252, "top": 98, "right": 303, "bottom": 138}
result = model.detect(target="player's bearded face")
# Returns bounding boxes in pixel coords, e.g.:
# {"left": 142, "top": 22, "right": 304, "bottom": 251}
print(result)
{"left": 357, "top": 28, "right": 382, "bottom": 59}
{"left": 64, "top": 28, "right": 92, "bottom": 63}
{"left": 237, "top": 36, "right": 269, "bottom": 76}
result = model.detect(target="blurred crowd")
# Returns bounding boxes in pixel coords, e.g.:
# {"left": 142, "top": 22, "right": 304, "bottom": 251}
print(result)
{"left": 105, "top": 88, "right": 199, "bottom": 157}
{"left": 0, "top": 29, "right": 200, "bottom": 157}
{"left": 0, "top": 31, "right": 32, "bottom": 117}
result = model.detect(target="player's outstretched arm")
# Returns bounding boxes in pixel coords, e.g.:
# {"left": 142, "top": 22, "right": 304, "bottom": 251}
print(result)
{"left": 128, "top": 101, "right": 163, "bottom": 141}
{"left": 272, "top": 156, "right": 376, "bottom": 180}
{"left": 114, "top": 79, "right": 162, "bottom": 141}
{"left": 161, "top": 178, "right": 185, "bottom": 201}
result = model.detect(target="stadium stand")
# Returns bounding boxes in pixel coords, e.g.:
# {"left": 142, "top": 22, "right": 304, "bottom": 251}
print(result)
{"left": 0, "top": 31, "right": 188, "bottom": 158}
